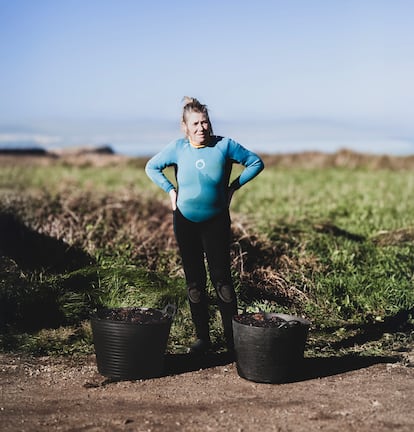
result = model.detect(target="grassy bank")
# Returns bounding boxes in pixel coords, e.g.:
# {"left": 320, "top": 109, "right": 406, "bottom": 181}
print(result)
{"left": 1, "top": 153, "right": 413, "bottom": 358}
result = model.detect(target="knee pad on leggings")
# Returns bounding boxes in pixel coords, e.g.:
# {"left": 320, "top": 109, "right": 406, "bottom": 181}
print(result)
{"left": 187, "top": 282, "right": 203, "bottom": 304}
{"left": 216, "top": 281, "right": 235, "bottom": 304}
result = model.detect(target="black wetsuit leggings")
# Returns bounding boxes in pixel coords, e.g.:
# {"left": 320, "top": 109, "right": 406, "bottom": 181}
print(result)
{"left": 173, "top": 208, "right": 233, "bottom": 289}
{"left": 173, "top": 208, "right": 237, "bottom": 345}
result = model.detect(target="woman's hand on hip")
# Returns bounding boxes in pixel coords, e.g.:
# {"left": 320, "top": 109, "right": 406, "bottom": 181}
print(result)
{"left": 169, "top": 189, "right": 177, "bottom": 211}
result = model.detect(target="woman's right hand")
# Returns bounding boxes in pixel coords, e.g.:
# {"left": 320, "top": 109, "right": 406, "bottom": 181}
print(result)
{"left": 169, "top": 189, "right": 177, "bottom": 211}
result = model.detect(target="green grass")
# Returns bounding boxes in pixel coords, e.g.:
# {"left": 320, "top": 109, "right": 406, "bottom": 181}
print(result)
{"left": 232, "top": 168, "right": 414, "bottom": 233}
{"left": 1, "top": 160, "right": 413, "bottom": 358}
{"left": 232, "top": 167, "right": 414, "bottom": 317}
{"left": 0, "top": 161, "right": 164, "bottom": 197}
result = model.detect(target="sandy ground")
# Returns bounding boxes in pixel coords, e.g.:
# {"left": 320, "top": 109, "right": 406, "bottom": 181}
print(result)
{"left": 1, "top": 351, "right": 414, "bottom": 432}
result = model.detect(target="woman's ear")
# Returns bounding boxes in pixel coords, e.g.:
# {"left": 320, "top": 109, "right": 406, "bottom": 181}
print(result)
{"left": 181, "top": 121, "right": 188, "bottom": 136}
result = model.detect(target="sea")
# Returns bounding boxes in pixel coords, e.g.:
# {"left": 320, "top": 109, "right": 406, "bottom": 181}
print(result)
{"left": 1, "top": 118, "right": 413, "bottom": 157}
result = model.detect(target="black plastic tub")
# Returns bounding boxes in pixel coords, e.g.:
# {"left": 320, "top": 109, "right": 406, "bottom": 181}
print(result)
{"left": 233, "top": 312, "right": 311, "bottom": 384}
{"left": 91, "top": 304, "right": 176, "bottom": 380}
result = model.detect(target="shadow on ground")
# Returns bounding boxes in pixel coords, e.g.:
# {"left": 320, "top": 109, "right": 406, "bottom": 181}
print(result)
{"left": 0, "top": 212, "right": 95, "bottom": 330}
{"left": 160, "top": 351, "right": 399, "bottom": 384}
{"left": 0, "top": 212, "right": 92, "bottom": 272}
{"left": 164, "top": 351, "right": 235, "bottom": 376}
{"left": 298, "top": 354, "right": 398, "bottom": 381}
{"left": 329, "top": 309, "right": 414, "bottom": 349}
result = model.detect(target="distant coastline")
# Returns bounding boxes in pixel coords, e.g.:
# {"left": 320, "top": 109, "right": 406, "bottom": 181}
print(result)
{"left": 2, "top": 117, "right": 413, "bottom": 158}
{"left": 0, "top": 147, "right": 49, "bottom": 156}
{"left": 2, "top": 145, "right": 414, "bottom": 171}
{"left": 0, "top": 144, "right": 114, "bottom": 157}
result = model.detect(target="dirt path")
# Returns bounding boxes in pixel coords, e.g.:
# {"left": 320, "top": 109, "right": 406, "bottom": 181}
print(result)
{"left": 1, "top": 352, "right": 414, "bottom": 432}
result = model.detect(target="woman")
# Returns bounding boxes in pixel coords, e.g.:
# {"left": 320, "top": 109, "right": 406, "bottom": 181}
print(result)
{"left": 145, "top": 97, "right": 264, "bottom": 354}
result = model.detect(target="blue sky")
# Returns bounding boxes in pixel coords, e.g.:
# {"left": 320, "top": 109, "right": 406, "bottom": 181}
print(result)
{"left": 1, "top": 0, "right": 413, "bottom": 155}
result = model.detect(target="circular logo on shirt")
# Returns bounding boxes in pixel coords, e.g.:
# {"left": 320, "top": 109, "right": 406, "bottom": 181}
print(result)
{"left": 195, "top": 159, "right": 205, "bottom": 170}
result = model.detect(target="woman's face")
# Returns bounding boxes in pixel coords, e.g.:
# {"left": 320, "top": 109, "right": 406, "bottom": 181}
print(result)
{"left": 183, "top": 112, "right": 211, "bottom": 145}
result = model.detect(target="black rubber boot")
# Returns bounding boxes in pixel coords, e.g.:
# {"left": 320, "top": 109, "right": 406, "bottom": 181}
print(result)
{"left": 188, "top": 338, "right": 212, "bottom": 355}
{"left": 218, "top": 299, "right": 238, "bottom": 352}
{"left": 215, "top": 282, "right": 238, "bottom": 353}
{"left": 187, "top": 283, "right": 211, "bottom": 354}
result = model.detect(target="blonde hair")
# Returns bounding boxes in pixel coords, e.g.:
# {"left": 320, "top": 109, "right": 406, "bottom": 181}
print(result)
{"left": 181, "top": 96, "right": 213, "bottom": 135}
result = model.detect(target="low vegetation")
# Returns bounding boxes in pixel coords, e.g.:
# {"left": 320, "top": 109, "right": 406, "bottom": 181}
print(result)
{"left": 1, "top": 150, "right": 413, "bottom": 359}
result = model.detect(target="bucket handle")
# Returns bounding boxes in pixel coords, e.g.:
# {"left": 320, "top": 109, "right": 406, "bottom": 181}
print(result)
{"left": 162, "top": 304, "right": 177, "bottom": 319}
{"left": 278, "top": 319, "right": 303, "bottom": 329}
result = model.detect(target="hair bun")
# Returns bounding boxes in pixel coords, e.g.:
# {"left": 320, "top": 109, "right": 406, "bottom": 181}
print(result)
{"left": 182, "top": 96, "right": 196, "bottom": 106}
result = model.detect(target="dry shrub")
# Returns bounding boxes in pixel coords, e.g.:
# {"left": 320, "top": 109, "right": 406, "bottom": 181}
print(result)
{"left": 230, "top": 218, "right": 313, "bottom": 307}
{"left": 3, "top": 148, "right": 414, "bottom": 170}
{"left": 36, "top": 191, "right": 177, "bottom": 271}
{"left": 372, "top": 228, "right": 414, "bottom": 246}
{"left": 0, "top": 147, "right": 129, "bottom": 168}
{"left": 2, "top": 188, "right": 314, "bottom": 307}
{"left": 1, "top": 190, "right": 175, "bottom": 268}
{"left": 262, "top": 149, "right": 414, "bottom": 170}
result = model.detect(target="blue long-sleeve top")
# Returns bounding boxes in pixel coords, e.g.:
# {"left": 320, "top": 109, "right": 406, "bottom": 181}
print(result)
{"left": 145, "top": 136, "right": 264, "bottom": 222}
